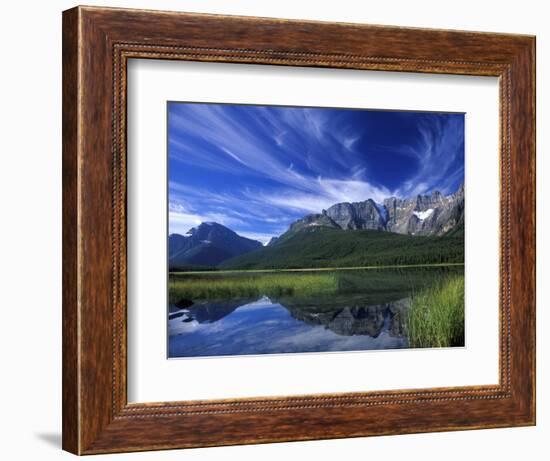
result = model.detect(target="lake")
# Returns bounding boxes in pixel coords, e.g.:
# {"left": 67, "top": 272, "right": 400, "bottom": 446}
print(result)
{"left": 168, "top": 266, "right": 462, "bottom": 358}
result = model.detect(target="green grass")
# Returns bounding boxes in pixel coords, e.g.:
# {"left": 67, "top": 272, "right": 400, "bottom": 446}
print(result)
{"left": 169, "top": 266, "right": 464, "bottom": 306}
{"left": 172, "top": 262, "right": 464, "bottom": 275}
{"left": 169, "top": 272, "right": 339, "bottom": 303}
{"left": 407, "top": 275, "right": 465, "bottom": 348}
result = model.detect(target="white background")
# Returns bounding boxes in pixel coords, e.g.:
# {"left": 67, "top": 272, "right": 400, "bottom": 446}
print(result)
{"left": 0, "top": 1, "right": 546, "bottom": 460}
{"left": 128, "top": 60, "right": 499, "bottom": 402}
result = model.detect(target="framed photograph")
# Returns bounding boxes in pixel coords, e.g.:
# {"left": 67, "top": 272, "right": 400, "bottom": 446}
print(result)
{"left": 166, "top": 102, "right": 466, "bottom": 359}
{"left": 62, "top": 6, "right": 535, "bottom": 455}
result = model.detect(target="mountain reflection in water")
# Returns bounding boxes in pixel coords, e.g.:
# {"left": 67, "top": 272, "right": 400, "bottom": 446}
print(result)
{"left": 168, "top": 267, "right": 462, "bottom": 358}
{"left": 168, "top": 295, "right": 410, "bottom": 357}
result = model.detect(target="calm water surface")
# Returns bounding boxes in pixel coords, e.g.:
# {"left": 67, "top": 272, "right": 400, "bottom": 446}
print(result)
{"left": 168, "top": 267, "right": 459, "bottom": 358}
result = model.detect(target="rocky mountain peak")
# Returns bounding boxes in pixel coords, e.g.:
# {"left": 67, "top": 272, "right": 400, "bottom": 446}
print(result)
{"left": 280, "top": 183, "right": 464, "bottom": 238}
{"left": 413, "top": 190, "right": 446, "bottom": 211}
{"left": 169, "top": 222, "right": 263, "bottom": 269}
{"left": 325, "top": 198, "right": 386, "bottom": 231}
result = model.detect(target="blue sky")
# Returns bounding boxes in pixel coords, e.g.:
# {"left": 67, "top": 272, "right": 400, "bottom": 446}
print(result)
{"left": 168, "top": 102, "right": 464, "bottom": 244}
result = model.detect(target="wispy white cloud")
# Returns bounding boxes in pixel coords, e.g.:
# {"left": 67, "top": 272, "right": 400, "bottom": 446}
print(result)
{"left": 168, "top": 186, "right": 293, "bottom": 242}
{"left": 392, "top": 115, "right": 464, "bottom": 197}
{"left": 220, "top": 146, "right": 249, "bottom": 167}
{"left": 168, "top": 104, "right": 381, "bottom": 199}
{"left": 242, "top": 174, "right": 391, "bottom": 215}
{"left": 168, "top": 104, "right": 464, "bottom": 240}
{"left": 343, "top": 136, "right": 360, "bottom": 150}
{"left": 169, "top": 211, "right": 203, "bottom": 235}
{"left": 315, "top": 177, "right": 390, "bottom": 204}
{"left": 273, "top": 130, "right": 287, "bottom": 147}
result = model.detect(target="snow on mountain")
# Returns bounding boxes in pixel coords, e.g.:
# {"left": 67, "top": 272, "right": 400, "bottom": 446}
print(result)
{"left": 413, "top": 209, "right": 434, "bottom": 220}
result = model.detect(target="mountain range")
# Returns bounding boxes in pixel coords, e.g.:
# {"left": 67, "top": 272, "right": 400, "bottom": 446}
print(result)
{"left": 169, "top": 185, "right": 464, "bottom": 270}
{"left": 279, "top": 183, "right": 464, "bottom": 241}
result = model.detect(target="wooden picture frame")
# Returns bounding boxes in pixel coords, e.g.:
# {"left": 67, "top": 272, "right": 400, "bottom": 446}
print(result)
{"left": 62, "top": 5, "right": 535, "bottom": 455}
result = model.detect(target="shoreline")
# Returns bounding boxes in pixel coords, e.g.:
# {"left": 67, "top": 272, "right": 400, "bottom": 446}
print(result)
{"left": 170, "top": 262, "right": 465, "bottom": 276}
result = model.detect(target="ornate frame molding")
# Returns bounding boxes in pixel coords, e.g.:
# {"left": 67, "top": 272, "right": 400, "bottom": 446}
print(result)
{"left": 63, "top": 6, "right": 535, "bottom": 454}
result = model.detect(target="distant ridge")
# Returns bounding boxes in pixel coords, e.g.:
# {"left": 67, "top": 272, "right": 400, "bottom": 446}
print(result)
{"left": 220, "top": 226, "right": 464, "bottom": 270}
{"left": 169, "top": 185, "right": 464, "bottom": 271}
{"left": 169, "top": 222, "right": 262, "bottom": 269}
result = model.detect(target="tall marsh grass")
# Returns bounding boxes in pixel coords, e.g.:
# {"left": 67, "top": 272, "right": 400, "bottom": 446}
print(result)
{"left": 407, "top": 275, "right": 465, "bottom": 348}
{"left": 169, "top": 272, "right": 339, "bottom": 303}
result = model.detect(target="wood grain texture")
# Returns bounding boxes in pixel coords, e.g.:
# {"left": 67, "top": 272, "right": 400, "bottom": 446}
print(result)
{"left": 62, "top": 7, "right": 80, "bottom": 454}
{"left": 62, "top": 5, "right": 536, "bottom": 455}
